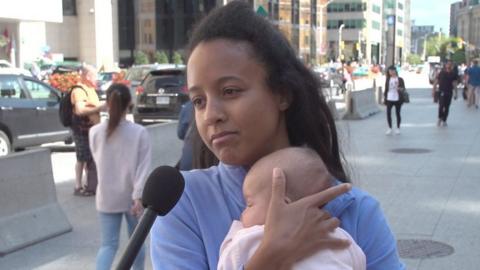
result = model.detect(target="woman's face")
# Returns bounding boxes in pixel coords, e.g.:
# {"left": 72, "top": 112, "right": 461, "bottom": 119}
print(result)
{"left": 388, "top": 69, "right": 397, "bottom": 77}
{"left": 187, "top": 39, "right": 290, "bottom": 166}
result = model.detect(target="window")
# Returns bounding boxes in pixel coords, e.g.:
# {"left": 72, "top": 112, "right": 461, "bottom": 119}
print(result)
{"left": 62, "top": 0, "right": 77, "bottom": 16}
{"left": 372, "top": 20, "right": 381, "bottom": 30}
{"left": 398, "top": 2, "right": 404, "bottom": 10}
{"left": 398, "top": 16, "right": 403, "bottom": 23}
{"left": 24, "top": 80, "right": 57, "bottom": 100}
{"left": 0, "top": 77, "right": 25, "bottom": 99}
{"left": 372, "top": 4, "right": 381, "bottom": 14}
{"left": 397, "top": 29, "right": 403, "bottom": 36}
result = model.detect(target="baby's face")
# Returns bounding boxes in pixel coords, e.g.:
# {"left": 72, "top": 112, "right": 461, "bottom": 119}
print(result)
{"left": 240, "top": 171, "right": 271, "bottom": 228}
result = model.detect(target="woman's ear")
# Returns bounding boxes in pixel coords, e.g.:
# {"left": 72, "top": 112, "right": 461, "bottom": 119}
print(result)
{"left": 277, "top": 90, "right": 292, "bottom": 111}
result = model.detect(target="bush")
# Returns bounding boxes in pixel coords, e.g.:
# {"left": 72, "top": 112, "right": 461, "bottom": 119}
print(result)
{"left": 134, "top": 50, "right": 149, "bottom": 65}
{"left": 154, "top": 51, "right": 169, "bottom": 64}
{"left": 173, "top": 52, "right": 183, "bottom": 65}
{"left": 406, "top": 54, "right": 423, "bottom": 65}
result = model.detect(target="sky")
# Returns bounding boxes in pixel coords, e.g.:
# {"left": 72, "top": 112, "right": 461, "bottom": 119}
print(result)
{"left": 410, "top": 0, "right": 460, "bottom": 34}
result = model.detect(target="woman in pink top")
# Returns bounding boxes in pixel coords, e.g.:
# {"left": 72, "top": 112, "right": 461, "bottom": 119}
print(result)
{"left": 89, "top": 83, "right": 151, "bottom": 270}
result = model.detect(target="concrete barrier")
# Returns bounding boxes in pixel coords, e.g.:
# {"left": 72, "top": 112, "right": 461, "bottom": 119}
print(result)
{"left": 146, "top": 122, "right": 183, "bottom": 168}
{"left": 0, "top": 149, "right": 72, "bottom": 256}
{"left": 343, "top": 88, "right": 380, "bottom": 120}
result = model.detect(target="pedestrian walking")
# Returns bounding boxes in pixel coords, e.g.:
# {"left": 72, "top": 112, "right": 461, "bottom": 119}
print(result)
{"left": 150, "top": 2, "right": 404, "bottom": 269}
{"left": 384, "top": 66, "right": 406, "bottom": 135}
{"left": 89, "top": 83, "right": 151, "bottom": 270}
{"left": 465, "top": 59, "right": 480, "bottom": 109}
{"left": 71, "top": 65, "right": 104, "bottom": 196}
{"left": 433, "top": 60, "right": 459, "bottom": 127}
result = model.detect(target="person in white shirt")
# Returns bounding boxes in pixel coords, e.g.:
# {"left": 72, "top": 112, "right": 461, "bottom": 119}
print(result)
{"left": 218, "top": 147, "right": 366, "bottom": 270}
{"left": 383, "top": 66, "right": 406, "bottom": 135}
{"left": 89, "top": 83, "right": 151, "bottom": 270}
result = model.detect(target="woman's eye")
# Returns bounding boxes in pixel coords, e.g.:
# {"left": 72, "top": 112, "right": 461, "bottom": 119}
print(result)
{"left": 191, "top": 97, "right": 205, "bottom": 108}
{"left": 223, "top": 88, "right": 240, "bottom": 96}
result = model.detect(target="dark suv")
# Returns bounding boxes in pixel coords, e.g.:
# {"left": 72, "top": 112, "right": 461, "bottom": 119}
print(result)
{"left": 0, "top": 70, "right": 69, "bottom": 156}
{"left": 133, "top": 67, "right": 188, "bottom": 123}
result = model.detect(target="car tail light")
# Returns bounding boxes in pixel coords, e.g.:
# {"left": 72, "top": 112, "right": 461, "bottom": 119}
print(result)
{"left": 136, "top": 86, "right": 144, "bottom": 95}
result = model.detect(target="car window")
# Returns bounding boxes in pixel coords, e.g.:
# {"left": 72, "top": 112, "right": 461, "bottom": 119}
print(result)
{"left": 147, "top": 75, "right": 184, "bottom": 90}
{"left": 98, "top": 73, "right": 113, "bottom": 81}
{"left": 126, "top": 68, "right": 152, "bottom": 82}
{"left": 0, "top": 77, "right": 25, "bottom": 99}
{"left": 24, "top": 79, "right": 57, "bottom": 100}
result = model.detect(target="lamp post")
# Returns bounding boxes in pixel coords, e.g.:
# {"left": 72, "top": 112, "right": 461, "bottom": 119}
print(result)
{"left": 338, "top": 24, "right": 345, "bottom": 61}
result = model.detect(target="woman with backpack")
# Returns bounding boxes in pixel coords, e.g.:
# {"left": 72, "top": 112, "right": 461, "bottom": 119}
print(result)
{"left": 89, "top": 83, "right": 151, "bottom": 270}
{"left": 384, "top": 66, "right": 406, "bottom": 135}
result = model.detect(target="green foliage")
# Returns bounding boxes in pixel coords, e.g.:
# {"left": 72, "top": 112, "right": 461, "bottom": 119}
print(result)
{"left": 173, "top": 52, "right": 183, "bottom": 65}
{"left": 426, "top": 36, "right": 466, "bottom": 63}
{"left": 134, "top": 50, "right": 149, "bottom": 65}
{"left": 406, "top": 54, "right": 423, "bottom": 65}
{"left": 154, "top": 51, "right": 169, "bottom": 64}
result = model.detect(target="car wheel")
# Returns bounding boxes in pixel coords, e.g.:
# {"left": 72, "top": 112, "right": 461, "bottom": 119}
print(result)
{"left": 0, "top": 130, "right": 11, "bottom": 156}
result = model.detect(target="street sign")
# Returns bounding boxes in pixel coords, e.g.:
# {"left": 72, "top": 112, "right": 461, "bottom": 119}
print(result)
{"left": 256, "top": 6, "right": 268, "bottom": 17}
{"left": 387, "top": 15, "right": 395, "bottom": 26}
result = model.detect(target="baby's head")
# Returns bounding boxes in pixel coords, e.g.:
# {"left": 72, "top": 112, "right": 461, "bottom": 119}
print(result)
{"left": 241, "top": 147, "right": 333, "bottom": 228}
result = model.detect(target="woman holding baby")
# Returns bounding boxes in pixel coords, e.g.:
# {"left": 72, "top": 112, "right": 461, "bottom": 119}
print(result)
{"left": 150, "top": 2, "right": 404, "bottom": 270}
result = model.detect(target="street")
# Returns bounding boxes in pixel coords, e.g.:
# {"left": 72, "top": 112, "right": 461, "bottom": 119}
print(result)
{"left": 1, "top": 71, "right": 479, "bottom": 270}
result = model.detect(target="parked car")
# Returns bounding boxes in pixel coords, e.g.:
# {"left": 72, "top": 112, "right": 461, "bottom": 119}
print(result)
{"left": 133, "top": 67, "right": 188, "bottom": 123}
{"left": 96, "top": 71, "right": 119, "bottom": 100}
{"left": 0, "top": 69, "right": 70, "bottom": 156}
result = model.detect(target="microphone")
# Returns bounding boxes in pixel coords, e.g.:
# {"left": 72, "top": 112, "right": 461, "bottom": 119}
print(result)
{"left": 116, "top": 166, "right": 185, "bottom": 270}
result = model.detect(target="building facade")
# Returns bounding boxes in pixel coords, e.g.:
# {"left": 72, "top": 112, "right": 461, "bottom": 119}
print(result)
{"left": 326, "top": 0, "right": 383, "bottom": 64}
{"left": 253, "top": 0, "right": 331, "bottom": 64}
{"left": 410, "top": 23, "right": 435, "bottom": 56}
{"left": 450, "top": 0, "right": 480, "bottom": 62}
{"left": 453, "top": 0, "right": 480, "bottom": 62}
{"left": 381, "top": 0, "right": 410, "bottom": 66}
{"left": 450, "top": 1, "right": 463, "bottom": 36}
{"left": 0, "top": 0, "right": 62, "bottom": 68}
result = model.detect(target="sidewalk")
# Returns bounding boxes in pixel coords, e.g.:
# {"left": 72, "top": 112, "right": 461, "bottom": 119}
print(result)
{"left": 1, "top": 73, "right": 479, "bottom": 270}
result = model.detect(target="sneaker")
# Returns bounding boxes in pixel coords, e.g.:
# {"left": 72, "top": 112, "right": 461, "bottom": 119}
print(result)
{"left": 385, "top": 128, "right": 392, "bottom": 135}
{"left": 476, "top": 105, "right": 479, "bottom": 109}
{"left": 442, "top": 121, "right": 448, "bottom": 127}
{"left": 394, "top": 128, "right": 401, "bottom": 135}
{"left": 437, "top": 119, "right": 442, "bottom": 127}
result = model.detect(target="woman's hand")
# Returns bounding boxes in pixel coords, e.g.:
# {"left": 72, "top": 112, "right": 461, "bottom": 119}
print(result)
{"left": 130, "top": 199, "right": 144, "bottom": 218}
{"left": 246, "top": 168, "right": 351, "bottom": 270}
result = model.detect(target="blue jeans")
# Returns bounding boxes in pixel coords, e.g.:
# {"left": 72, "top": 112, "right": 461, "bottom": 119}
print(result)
{"left": 96, "top": 212, "right": 145, "bottom": 270}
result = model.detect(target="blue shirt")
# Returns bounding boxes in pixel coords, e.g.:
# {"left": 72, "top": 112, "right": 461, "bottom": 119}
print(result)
{"left": 467, "top": 66, "right": 480, "bottom": 87}
{"left": 150, "top": 163, "right": 405, "bottom": 270}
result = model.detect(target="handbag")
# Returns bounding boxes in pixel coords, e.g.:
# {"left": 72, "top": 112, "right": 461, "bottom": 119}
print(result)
{"left": 399, "top": 88, "right": 410, "bottom": 103}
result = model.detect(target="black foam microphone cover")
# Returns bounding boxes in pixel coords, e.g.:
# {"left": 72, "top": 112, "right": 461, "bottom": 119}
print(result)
{"left": 142, "top": 166, "right": 185, "bottom": 215}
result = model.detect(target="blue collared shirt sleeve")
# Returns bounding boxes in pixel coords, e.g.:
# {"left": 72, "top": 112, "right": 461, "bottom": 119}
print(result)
{"left": 150, "top": 192, "right": 208, "bottom": 270}
{"left": 356, "top": 196, "right": 405, "bottom": 270}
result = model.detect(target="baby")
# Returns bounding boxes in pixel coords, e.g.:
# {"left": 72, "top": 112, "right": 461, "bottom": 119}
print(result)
{"left": 218, "top": 147, "right": 366, "bottom": 270}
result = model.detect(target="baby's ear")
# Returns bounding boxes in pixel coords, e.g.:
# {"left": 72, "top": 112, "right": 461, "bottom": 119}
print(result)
{"left": 284, "top": 196, "right": 292, "bottom": 204}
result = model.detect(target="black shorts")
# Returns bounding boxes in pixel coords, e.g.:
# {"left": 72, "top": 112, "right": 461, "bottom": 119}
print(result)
{"left": 72, "top": 130, "right": 92, "bottom": 162}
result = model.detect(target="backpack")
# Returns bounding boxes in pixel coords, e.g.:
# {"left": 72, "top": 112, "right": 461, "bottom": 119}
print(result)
{"left": 59, "top": 85, "right": 86, "bottom": 127}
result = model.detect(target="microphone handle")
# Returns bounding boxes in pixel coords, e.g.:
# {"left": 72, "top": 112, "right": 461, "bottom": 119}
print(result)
{"left": 116, "top": 207, "right": 157, "bottom": 270}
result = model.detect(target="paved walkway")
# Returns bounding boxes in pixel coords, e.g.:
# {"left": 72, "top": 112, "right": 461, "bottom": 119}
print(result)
{"left": 1, "top": 72, "right": 479, "bottom": 270}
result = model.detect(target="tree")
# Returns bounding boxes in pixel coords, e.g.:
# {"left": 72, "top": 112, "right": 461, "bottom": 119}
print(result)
{"left": 406, "top": 54, "right": 422, "bottom": 65}
{"left": 173, "top": 52, "right": 183, "bottom": 65}
{"left": 134, "top": 50, "right": 149, "bottom": 65}
{"left": 154, "top": 51, "right": 169, "bottom": 64}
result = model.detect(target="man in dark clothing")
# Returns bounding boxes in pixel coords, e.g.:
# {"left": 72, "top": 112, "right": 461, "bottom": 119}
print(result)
{"left": 434, "top": 60, "right": 459, "bottom": 127}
